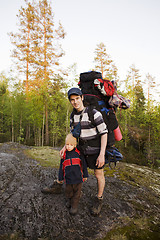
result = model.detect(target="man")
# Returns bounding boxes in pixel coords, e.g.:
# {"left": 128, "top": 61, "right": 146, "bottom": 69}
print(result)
{"left": 42, "top": 87, "right": 108, "bottom": 216}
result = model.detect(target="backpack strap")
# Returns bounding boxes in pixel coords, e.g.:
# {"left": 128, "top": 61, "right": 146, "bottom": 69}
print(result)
{"left": 70, "top": 107, "right": 86, "bottom": 129}
{"left": 87, "top": 105, "right": 95, "bottom": 126}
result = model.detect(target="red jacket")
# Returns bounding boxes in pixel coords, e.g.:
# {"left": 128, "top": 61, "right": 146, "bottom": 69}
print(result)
{"left": 58, "top": 148, "right": 88, "bottom": 184}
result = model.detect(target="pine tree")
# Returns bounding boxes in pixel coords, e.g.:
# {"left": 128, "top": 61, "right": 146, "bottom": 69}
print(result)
{"left": 145, "top": 73, "right": 156, "bottom": 110}
{"left": 125, "top": 64, "right": 141, "bottom": 106}
{"left": 143, "top": 73, "right": 156, "bottom": 164}
{"left": 31, "top": 0, "right": 65, "bottom": 83}
{"left": 94, "top": 42, "right": 118, "bottom": 80}
{"left": 9, "top": 0, "right": 66, "bottom": 146}
{"left": 9, "top": 0, "right": 36, "bottom": 93}
{"left": 33, "top": 0, "right": 65, "bottom": 145}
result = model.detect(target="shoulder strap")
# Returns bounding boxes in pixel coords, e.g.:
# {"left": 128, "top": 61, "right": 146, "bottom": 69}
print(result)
{"left": 70, "top": 107, "right": 86, "bottom": 124}
{"left": 80, "top": 107, "right": 86, "bottom": 120}
{"left": 87, "top": 106, "right": 96, "bottom": 126}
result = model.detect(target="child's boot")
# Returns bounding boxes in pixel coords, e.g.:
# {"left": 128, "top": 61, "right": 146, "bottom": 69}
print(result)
{"left": 69, "top": 196, "right": 79, "bottom": 215}
{"left": 66, "top": 198, "right": 71, "bottom": 208}
{"left": 69, "top": 207, "right": 78, "bottom": 215}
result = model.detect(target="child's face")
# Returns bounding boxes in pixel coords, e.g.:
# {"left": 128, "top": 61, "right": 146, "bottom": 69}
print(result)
{"left": 66, "top": 143, "right": 75, "bottom": 151}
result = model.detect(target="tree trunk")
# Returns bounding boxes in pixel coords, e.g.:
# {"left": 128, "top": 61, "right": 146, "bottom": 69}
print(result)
{"left": 148, "top": 125, "right": 151, "bottom": 161}
{"left": 66, "top": 107, "right": 69, "bottom": 135}
{"left": 10, "top": 101, "right": 14, "bottom": 142}
{"left": 25, "top": 123, "right": 30, "bottom": 144}
{"left": 12, "top": 116, "right": 14, "bottom": 142}
{"left": 45, "top": 103, "right": 49, "bottom": 145}
{"left": 19, "top": 112, "right": 22, "bottom": 144}
{"left": 38, "top": 128, "right": 41, "bottom": 146}
{"left": 42, "top": 106, "right": 45, "bottom": 147}
{"left": 53, "top": 132, "right": 55, "bottom": 147}
{"left": 125, "top": 111, "right": 127, "bottom": 148}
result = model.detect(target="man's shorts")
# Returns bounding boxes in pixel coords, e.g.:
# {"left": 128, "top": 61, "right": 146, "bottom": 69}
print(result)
{"left": 85, "top": 153, "right": 105, "bottom": 170}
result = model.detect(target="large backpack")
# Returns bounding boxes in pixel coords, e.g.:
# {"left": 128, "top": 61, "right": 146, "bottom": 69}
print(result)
{"left": 78, "top": 71, "right": 115, "bottom": 108}
{"left": 78, "top": 71, "right": 120, "bottom": 147}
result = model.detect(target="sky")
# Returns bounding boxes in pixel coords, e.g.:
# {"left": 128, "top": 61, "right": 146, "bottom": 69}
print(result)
{"left": 0, "top": 0, "right": 160, "bottom": 89}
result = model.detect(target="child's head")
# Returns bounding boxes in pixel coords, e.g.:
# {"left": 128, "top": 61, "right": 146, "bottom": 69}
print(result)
{"left": 65, "top": 133, "right": 77, "bottom": 151}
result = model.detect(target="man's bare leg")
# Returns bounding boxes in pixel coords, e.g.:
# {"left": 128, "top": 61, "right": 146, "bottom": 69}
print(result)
{"left": 94, "top": 168, "right": 105, "bottom": 197}
{"left": 90, "top": 168, "right": 105, "bottom": 216}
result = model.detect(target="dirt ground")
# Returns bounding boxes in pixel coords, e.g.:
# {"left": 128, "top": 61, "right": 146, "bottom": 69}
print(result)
{"left": 0, "top": 142, "right": 160, "bottom": 240}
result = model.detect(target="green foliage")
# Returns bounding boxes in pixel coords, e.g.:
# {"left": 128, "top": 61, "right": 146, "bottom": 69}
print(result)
{"left": 49, "top": 90, "right": 69, "bottom": 146}
{"left": 0, "top": 83, "right": 6, "bottom": 96}
{"left": 0, "top": 71, "right": 69, "bottom": 146}
{"left": 6, "top": 0, "right": 68, "bottom": 146}
{"left": 0, "top": 72, "right": 8, "bottom": 96}
{"left": 114, "top": 64, "right": 160, "bottom": 167}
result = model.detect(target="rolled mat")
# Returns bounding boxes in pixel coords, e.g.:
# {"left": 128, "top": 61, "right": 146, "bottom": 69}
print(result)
{"left": 114, "top": 126, "right": 122, "bottom": 141}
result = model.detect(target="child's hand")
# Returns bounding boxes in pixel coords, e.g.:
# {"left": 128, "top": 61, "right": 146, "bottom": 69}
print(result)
{"left": 57, "top": 179, "right": 63, "bottom": 184}
{"left": 83, "top": 178, "right": 87, "bottom": 182}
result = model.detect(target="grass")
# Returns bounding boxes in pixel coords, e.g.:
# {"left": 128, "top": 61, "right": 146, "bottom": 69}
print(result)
{"left": 101, "top": 217, "right": 160, "bottom": 240}
{"left": 24, "top": 146, "right": 61, "bottom": 168}
{"left": 103, "top": 161, "right": 160, "bottom": 196}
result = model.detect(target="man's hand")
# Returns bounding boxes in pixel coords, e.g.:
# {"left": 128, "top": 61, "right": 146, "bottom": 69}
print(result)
{"left": 96, "top": 153, "right": 105, "bottom": 168}
{"left": 59, "top": 145, "right": 66, "bottom": 158}
{"left": 96, "top": 133, "right": 107, "bottom": 168}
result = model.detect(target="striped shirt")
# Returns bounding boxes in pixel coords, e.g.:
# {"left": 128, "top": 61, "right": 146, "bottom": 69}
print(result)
{"left": 70, "top": 107, "right": 108, "bottom": 141}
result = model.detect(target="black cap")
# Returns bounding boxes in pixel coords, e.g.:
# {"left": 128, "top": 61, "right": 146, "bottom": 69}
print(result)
{"left": 68, "top": 88, "right": 82, "bottom": 99}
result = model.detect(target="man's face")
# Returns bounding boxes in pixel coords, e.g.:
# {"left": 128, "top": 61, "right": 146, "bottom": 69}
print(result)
{"left": 69, "top": 95, "right": 84, "bottom": 112}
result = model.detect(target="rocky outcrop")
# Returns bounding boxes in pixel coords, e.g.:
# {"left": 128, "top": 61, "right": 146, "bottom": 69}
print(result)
{"left": 0, "top": 142, "right": 160, "bottom": 240}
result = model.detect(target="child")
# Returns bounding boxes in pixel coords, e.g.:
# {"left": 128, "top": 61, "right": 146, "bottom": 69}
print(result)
{"left": 58, "top": 133, "right": 88, "bottom": 215}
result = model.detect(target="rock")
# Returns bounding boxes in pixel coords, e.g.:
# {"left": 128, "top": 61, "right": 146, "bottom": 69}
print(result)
{"left": 0, "top": 142, "right": 160, "bottom": 240}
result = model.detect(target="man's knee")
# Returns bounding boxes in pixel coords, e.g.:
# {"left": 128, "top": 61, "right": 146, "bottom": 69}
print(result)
{"left": 94, "top": 169, "right": 105, "bottom": 180}
{"left": 94, "top": 169, "right": 105, "bottom": 182}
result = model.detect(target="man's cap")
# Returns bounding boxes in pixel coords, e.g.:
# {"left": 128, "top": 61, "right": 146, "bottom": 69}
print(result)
{"left": 68, "top": 87, "right": 82, "bottom": 99}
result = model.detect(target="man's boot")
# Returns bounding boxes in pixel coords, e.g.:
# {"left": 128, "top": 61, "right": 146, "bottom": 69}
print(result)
{"left": 41, "top": 180, "right": 63, "bottom": 194}
{"left": 90, "top": 196, "right": 103, "bottom": 216}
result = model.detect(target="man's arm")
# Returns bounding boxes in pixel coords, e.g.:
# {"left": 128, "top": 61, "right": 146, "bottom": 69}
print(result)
{"left": 59, "top": 145, "right": 66, "bottom": 158}
{"left": 96, "top": 133, "right": 107, "bottom": 168}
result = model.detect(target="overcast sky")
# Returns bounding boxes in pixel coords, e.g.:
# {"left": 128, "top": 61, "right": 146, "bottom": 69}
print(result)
{"left": 0, "top": 0, "right": 160, "bottom": 88}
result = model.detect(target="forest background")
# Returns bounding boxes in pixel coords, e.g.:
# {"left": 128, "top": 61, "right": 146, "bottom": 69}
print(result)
{"left": 0, "top": 0, "right": 160, "bottom": 168}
